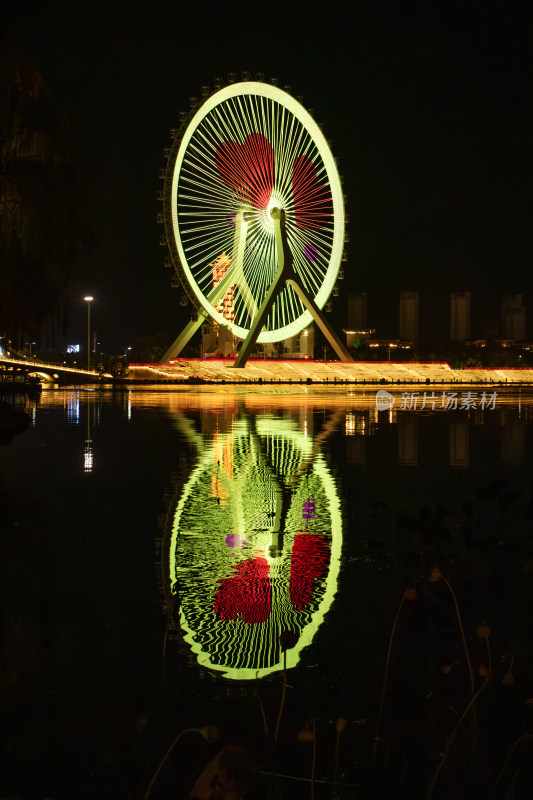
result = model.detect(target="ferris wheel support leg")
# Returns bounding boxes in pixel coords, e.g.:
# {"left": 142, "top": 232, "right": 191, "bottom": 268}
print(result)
{"left": 233, "top": 207, "right": 353, "bottom": 366}
{"left": 286, "top": 279, "right": 354, "bottom": 362}
{"left": 232, "top": 208, "right": 289, "bottom": 368}
{"left": 162, "top": 212, "right": 257, "bottom": 363}
{"left": 160, "top": 310, "right": 208, "bottom": 362}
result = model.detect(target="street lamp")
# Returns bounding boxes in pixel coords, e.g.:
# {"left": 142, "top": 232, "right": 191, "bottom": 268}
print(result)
{"left": 84, "top": 296, "right": 93, "bottom": 370}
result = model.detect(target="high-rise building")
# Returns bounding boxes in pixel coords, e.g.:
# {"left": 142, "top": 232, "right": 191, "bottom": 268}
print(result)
{"left": 450, "top": 292, "right": 471, "bottom": 341}
{"left": 501, "top": 295, "right": 526, "bottom": 340}
{"left": 501, "top": 420, "right": 525, "bottom": 468}
{"left": 398, "top": 414, "right": 417, "bottom": 466}
{"left": 450, "top": 420, "right": 469, "bottom": 469}
{"left": 348, "top": 292, "right": 367, "bottom": 330}
{"left": 399, "top": 292, "right": 419, "bottom": 346}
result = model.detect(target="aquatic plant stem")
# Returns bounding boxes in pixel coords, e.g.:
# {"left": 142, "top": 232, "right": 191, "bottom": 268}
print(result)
{"left": 426, "top": 677, "right": 489, "bottom": 800}
{"left": 485, "top": 637, "right": 492, "bottom": 685}
{"left": 274, "top": 648, "right": 287, "bottom": 745}
{"left": 494, "top": 733, "right": 533, "bottom": 795}
{"left": 373, "top": 594, "right": 406, "bottom": 760}
{"left": 162, "top": 617, "right": 169, "bottom": 663}
{"left": 144, "top": 728, "right": 195, "bottom": 799}
{"left": 331, "top": 731, "right": 341, "bottom": 799}
{"left": 258, "top": 690, "right": 269, "bottom": 739}
{"left": 311, "top": 717, "right": 316, "bottom": 800}
{"left": 441, "top": 575, "right": 475, "bottom": 696}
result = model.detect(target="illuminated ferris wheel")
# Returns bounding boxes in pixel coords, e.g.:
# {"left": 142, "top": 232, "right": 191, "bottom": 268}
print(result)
{"left": 159, "top": 74, "right": 352, "bottom": 366}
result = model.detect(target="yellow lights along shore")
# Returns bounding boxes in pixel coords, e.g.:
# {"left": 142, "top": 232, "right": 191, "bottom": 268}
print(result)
{"left": 165, "top": 414, "right": 342, "bottom": 680}
{"left": 166, "top": 81, "right": 344, "bottom": 344}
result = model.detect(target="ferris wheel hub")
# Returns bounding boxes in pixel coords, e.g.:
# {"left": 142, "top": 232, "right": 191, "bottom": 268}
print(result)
{"left": 251, "top": 198, "right": 283, "bottom": 236}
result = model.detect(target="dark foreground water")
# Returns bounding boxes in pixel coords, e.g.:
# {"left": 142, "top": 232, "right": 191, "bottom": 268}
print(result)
{"left": 1, "top": 386, "right": 533, "bottom": 799}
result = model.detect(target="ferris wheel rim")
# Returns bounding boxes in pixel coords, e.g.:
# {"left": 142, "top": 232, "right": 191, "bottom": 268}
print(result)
{"left": 165, "top": 81, "right": 345, "bottom": 343}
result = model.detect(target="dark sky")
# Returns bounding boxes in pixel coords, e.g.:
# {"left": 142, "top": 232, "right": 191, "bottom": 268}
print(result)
{"left": 4, "top": 1, "right": 532, "bottom": 350}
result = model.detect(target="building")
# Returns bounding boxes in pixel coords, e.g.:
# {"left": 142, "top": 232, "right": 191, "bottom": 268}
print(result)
{"left": 450, "top": 420, "right": 469, "bottom": 469}
{"left": 399, "top": 292, "right": 419, "bottom": 346}
{"left": 398, "top": 414, "right": 417, "bottom": 466}
{"left": 501, "top": 295, "right": 526, "bottom": 341}
{"left": 343, "top": 328, "right": 375, "bottom": 349}
{"left": 348, "top": 292, "right": 367, "bottom": 330}
{"left": 450, "top": 292, "right": 471, "bottom": 341}
{"left": 282, "top": 326, "right": 315, "bottom": 358}
{"left": 201, "top": 252, "right": 237, "bottom": 356}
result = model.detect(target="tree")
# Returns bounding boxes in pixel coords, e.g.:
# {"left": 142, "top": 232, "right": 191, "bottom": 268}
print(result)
{"left": 0, "top": 43, "right": 86, "bottom": 348}
{"left": 130, "top": 333, "right": 172, "bottom": 363}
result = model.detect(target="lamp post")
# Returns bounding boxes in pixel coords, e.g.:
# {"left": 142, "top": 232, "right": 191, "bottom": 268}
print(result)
{"left": 84, "top": 296, "right": 93, "bottom": 371}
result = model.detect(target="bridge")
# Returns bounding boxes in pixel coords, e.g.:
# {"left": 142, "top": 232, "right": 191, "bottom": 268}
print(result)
{"left": 0, "top": 357, "right": 111, "bottom": 385}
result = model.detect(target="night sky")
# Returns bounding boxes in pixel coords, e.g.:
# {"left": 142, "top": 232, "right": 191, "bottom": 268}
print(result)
{"left": 3, "top": 2, "right": 532, "bottom": 351}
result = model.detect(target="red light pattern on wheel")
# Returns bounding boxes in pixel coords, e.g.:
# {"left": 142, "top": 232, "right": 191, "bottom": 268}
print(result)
{"left": 214, "top": 556, "right": 271, "bottom": 624}
{"left": 289, "top": 534, "right": 330, "bottom": 610}
{"left": 214, "top": 535, "right": 330, "bottom": 624}
{"left": 215, "top": 133, "right": 274, "bottom": 210}
{"left": 292, "top": 155, "right": 333, "bottom": 230}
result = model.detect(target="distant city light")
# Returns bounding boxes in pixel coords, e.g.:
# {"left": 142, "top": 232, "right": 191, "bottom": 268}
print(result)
{"left": 67, "top": 344, "right": 80, "bottom": 354}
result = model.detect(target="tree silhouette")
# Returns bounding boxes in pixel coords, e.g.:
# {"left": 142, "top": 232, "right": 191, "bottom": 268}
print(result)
{"left": 0, "top": 43, "right": 86, "bottom": 349}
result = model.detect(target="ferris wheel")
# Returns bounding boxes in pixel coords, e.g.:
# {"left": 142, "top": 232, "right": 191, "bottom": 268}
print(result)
{"left": 159, "top": 75, "right": 352, "bottom": 366}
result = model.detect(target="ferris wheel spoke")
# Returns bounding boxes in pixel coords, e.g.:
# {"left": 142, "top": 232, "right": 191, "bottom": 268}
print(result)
{"left": 182, "top": 146, "right": 227, "bottom": 189}
{"left": 289, "top": 225, "right": 330, "bottom": 270}
{"left": 182, "top": 138, "right": 221, "bottom": 178}
{"left": 292, "top": 253, "right": 322, "bottom": 296}
{"left": 233, "top": 95, "right": 274, "bottom": 205}
{"left": 243, "top": 228, "right": 274, "bottom": 310}
{"left": 193, "top": 120, "right": 226, "bottom": 162}
{"left": 209, "top": 97, "right": 272, "bottom": 208}
{"left": 244, "top": 245, "right": 274, "bottom": 321}
{"left": 289, "top": 218, "right": 333, "bottom": 251}
{"left": 180, "top": 175, "right": 232, "bottom": 210}
{"left": 275, "top": 109, "right": 306, "bottom": 201}
{"left": 184, "top": 230, "right": 233, "bottom": 269}
{"left": 284, "top": 286, "right": 300, "bottom": 330}
{"left": 180, "top": 216, "right": 233, "bottom": 244}
{"left": 181, "top": 230, "right": 230, "bottom": 257}
{"left": 276, "top": 110, "right": 311, "bottom": 200}
{"left": 178, "top": 183, "right": 234, "bottom": 210}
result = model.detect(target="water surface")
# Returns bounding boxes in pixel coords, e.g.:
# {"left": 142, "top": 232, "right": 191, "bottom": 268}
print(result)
{"left": 2, "top": 386, "right": 532, "bottom": 798}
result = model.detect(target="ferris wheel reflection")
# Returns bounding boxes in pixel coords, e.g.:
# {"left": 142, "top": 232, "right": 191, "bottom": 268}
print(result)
{"left": 160, "top": 410, "right": 343, "bottom": 680}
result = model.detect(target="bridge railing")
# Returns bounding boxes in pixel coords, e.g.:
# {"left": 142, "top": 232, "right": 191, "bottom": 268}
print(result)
{"left": 0, "top": 357, "right": 102, "bottom": 376}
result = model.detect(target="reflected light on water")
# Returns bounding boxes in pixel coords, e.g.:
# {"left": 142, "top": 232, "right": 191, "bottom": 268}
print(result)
{"left": 160, "top": 411, "right": 343, "bottom": 680}
{"left": 6, "top": 384, "right": 533, "bottom": 796}
{"left": 83, "top": 440, "right": 93, "bottom": 472}
{"left": 66, "top": 393, "right": 79, "bottom": 424}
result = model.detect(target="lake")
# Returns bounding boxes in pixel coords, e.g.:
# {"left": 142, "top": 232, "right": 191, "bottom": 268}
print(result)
{"left": 1, "top": 386, "right": 532, "bottom": 799}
